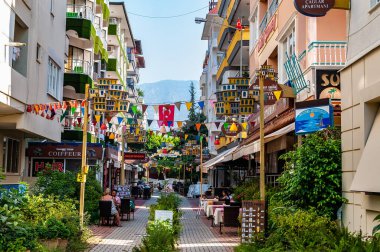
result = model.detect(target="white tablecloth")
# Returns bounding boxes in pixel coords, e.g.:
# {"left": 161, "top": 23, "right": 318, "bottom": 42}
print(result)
{"left": 214, "top": 208, "right": 224, "bottom": 226}
{"left": 200, "top": 199, "right": 218, "bottom": 213}
{"left": 206, "top": 205, "right": 224, "bottom": 217}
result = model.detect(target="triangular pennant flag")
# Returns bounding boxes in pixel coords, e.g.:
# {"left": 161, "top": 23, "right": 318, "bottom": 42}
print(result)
{"left": 195, "top": 135, "right": 200, "bottom": 141}
{"left": 108, "top": 123, "right": 112, "bottom": 129}
{"left": 274, "top": 90, "right": 282, "bottom": 101}
{"left": 195, "top": 123, "right": 201, "bottom": 131}
{"left": 215, "top": 122, "right": 221, "bottom": 129}
{"left": 153, "top": 105, "right": 159, "bottom": 113}
{"left": 71, "top": 106, "right": 76, "bottom": 114}
{"left": 242, "top": 122, "right": 248, "bottom": 130}
{"left": 122, "top": 125, "right": 127, "bottom": 134}
{"left": 127, "top": 118, "right": 133, "bottom": 125}
{"left": 175, "top": 102, "right": 182, "bottom": 111}
{"left": 168, "top": 121, "right": 173, "bottom": 127}
{"left": 185, "top": 102, "right": 192, "bottom": 111}
{"left": 142, "top": 104, "right": 148, "bottom": 113}
{"left": 130, "top": 127, "right": 135, "bottom": 133}
{"left": 198, "top": 101, "right": 205, "bottom": 109}
{"left": 185, "top": 134, "right": 189, "bottom": 140}
{"left": 95, "top": 115, "right": 101, "bottom": 123}
{"left": 205, "top": 123, "right": 211, "bottom": 130}
{"left": 147, "top": 120, "right": 153, "bottom": 127}
{"left": 106, "top": 116, "right": 112, "bottom": 123}
{"left": 158, "top": 120, "right": 164, "bottom": 127}
{"left": 223, "top": 122, "right": 229, "bottom": 130}
{"left": 177, "top": 121, "right": 183, "bottom": 128}
{"left": 131, "top": 105, "right": 138, "bottom": 114}
{"left": 77, "top": 117, "right": 82, "bottom": 125}
{"left": 81, "top": 107, "right": 84, "bottom": 116}
{"left": 117, "top": 117, "right": 123, "bottom": 125}
{"left": 136, "top": 128, "right": 140, "bottom": 135}
{"left": 200, "top": 136, "right": 204, "bottom": 142}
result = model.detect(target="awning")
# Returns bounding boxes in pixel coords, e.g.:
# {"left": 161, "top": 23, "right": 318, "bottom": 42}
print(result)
{"left": 200, "top": 146, "right": 238, "bottom": 171}
{"left": 232, "top": 123, "right": 295, "bottom": 160}
{"left": 350, "top": 108, "right": 380, "bottom": 193}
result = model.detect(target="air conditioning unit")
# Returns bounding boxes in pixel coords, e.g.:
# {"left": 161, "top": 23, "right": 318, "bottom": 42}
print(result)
{"left": 242, "top": 91, "right": 248, "bottom": 99}
{"left": 107, "top": 45, "right": 115, "bottom": 53}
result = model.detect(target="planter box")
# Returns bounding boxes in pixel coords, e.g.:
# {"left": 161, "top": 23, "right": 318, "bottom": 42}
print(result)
{"left": 40, "top": 239, "right": 59, "bottom": 250}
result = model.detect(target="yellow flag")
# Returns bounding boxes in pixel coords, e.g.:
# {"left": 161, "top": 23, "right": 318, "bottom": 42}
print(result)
{"left": 185, "top": 102, "right": 192, "bottom": 111}
{"left": 241, "top": 132, "right": 248, "bottom": 139}
{"left": 136, "top": 128, "right": 140, "bottom": 135}
{"left": 95, "top": 115, "right": 101, "bottom": 123}
{"left": 177, "top": 121, "right": 183, "bottom": 128}
{"left": 185, "top": 134, "right": 189, "bottom": 140}
{"left": 273, "top": 90, "right": 282, "bottom": 101}
{"left": 241, "top": 122, "right": 247, "bottom": 130}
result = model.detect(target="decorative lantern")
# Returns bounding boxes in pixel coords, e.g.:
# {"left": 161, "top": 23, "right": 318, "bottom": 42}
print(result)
{"left": 100, "top": 123, "right": 107, "bottom": 130}
{"left": 214, "top": 136, "right": 220, "bottom": 146}
{"left": 162, "top": 148, "right": 168, "bottom": 154}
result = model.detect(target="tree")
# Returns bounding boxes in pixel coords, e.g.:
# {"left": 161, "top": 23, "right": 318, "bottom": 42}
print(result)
{"left": 145, "top": 131, "right": 181, "bottom": 153}
{"left": 188, "top": 82, "right": 197, "bottom": 122}
{"left": 275, "top": 128, "right": 344, "bottom": 219}
{"left": 136, "top": 88, "right": 144, "bottom": 97}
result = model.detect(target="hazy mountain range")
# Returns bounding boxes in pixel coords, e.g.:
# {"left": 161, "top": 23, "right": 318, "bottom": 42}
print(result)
{"left": 138, "top": 80, "right": 200, "bottom": 129}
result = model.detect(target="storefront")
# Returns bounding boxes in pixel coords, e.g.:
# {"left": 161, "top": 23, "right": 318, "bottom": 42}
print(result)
{"left": 103, "top": 145, "right": 120, "bottom": 190}
{"left": 26, "top": 142, "right": 104, "bottom": 183}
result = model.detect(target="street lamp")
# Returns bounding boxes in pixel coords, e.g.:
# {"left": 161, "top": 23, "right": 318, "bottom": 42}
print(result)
{"left": 195, "top": 17, "right": 245, "bottom": 77}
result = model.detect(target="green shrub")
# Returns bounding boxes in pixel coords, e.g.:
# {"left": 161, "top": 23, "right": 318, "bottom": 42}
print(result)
{"left": 136, "top": 220, "right": 177, "bottom": 252}
{"left": 233, "top": 178, "right": 260, "bottom": 201}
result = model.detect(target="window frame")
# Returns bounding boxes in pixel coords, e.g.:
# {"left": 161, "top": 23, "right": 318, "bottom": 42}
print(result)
{"left": 2, "top": 137, "right": 20, "bottom": 174}
{"left": 47, "top": 57, "right": 62, "bottom": 100}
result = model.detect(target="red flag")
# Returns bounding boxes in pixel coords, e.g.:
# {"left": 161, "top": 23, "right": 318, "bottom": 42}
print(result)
{"left": 158, "top": 105, "right": 175, "bottom": 126}
{"left": 236, "top": 18, "right": 242, "bottom": 30}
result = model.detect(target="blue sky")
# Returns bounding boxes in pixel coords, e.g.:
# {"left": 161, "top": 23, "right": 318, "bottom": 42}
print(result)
{"left": 122, "top": 0, "right": 209, "bottom": 84}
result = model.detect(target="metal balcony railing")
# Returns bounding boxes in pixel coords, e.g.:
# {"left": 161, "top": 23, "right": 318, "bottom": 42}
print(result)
{"left": 65, "top": 59, "right": 93, "bottom": 76}
{"left": 307, "top": 41, "right": 347, "bottom": 66}
{"left": 259, "top": 0, "right": 279, "bottom": 34}
{"left": 66, "top": 4, "right": 94, "bottom": 22}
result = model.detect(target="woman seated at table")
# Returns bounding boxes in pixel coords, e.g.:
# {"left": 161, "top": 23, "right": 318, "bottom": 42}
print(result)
{"left": 101, "top": 188, "right": 121, "bottom": 227}
{"left": 221, "top": 190, "right": 231, "bottom": 205}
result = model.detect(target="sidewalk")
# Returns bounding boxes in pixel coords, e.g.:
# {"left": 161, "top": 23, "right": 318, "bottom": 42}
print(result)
{"left": 88, "top": 196, "right": 157, "bottom": 252}
{"left": 178, "top": 197, "right": 240, "bottom": 252}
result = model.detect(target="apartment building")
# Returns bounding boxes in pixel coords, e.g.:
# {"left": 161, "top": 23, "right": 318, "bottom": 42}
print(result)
{"left": 341, "top": 0, "right": 380, "bottom": 235}
{"left": 0, "top": 0, "right": 67, "bottom": 184}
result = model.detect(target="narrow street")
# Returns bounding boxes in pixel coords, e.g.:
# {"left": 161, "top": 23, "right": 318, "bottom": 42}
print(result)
{"left": 88, "top": 193, "right": 239, "bottom": 252}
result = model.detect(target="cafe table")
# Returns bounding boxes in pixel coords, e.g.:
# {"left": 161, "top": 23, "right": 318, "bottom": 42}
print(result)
{"left": 206, "top": 204, "right": 224, "bottom": 218}
{"left": 201, "top": 199, "right": 218, "bottom": 213}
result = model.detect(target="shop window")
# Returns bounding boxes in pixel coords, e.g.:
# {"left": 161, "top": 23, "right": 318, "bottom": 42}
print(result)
{"left": 3, "top": 137, "right": 20, "bottom": 174}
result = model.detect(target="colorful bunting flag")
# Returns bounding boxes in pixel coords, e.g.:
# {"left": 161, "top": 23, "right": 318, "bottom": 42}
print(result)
{"left": 198, "top": 101, "right": 205, "bottom": 109}
{"left": 147, "top": 119, "right": 153, "bottom": 127}
{"left": 177, "top": 121, "right": 183, "bottom": 128}
{"left": 117, "top": 117, "right": 123, "bottom": 125}
{"left": 215, "top": 122, "right": 221, "bottom": 129}
{"left": 131, "top": 105, "right": 138, "bottom": 114}
{"left": 185, "top": 134, "right": 189, "bottom": 140}
{"left": 142, "top": 104, "right": 148, "bottom": 113}
{"left": 242, "top": 122, "right": 247, "bottom": 130}
{"left": 195, "top": 123, "right": 201, "bottom": 131}
{"left": 175, "top": 102, "right": 182, "bottom": 111}
{"left": 168, "top": 121, "right": 173, "bottom": 127}
{"left": 274, "top": 90, "right": 282, "bottom": 101}
{"left": 185, "top": 102, "right": 192, "bottom": 111}
{"left": 153, "top": 105, "right": 159, "bottom": 113}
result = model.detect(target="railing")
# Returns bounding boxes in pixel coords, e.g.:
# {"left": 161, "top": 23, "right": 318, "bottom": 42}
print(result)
{"left": 308, "top": 41, "right": 347, "bottom": 66}
{"left": 259, "top": 0, "right": 279, "bottom": 34}
{"left": 65, "top": 59, "right": 93, "bottom": 76}
{"left": 66, "top": 4, "right": 94, "bottom": 22}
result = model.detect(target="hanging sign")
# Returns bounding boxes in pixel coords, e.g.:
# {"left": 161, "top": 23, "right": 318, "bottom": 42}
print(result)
{"left": 221, "top": 122, "right": 242, "bottom": 137}
{"left": 124, "top": 153, "right": 146, "bottom": 160}
{"left": 294, "top": 0, "right": 335, "bottom": 17}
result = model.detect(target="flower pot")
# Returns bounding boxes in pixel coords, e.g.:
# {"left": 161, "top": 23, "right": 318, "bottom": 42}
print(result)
{"left": 40, "top": 239, "right": 59, "bottom": 250}
{"left": 57, "top": 238, "right": 68, "bottom": 250}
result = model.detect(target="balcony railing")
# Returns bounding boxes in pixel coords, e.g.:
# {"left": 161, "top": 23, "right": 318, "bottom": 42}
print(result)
{"left": 307, "top": 41, "right": 347, "bottom": 66}
{"left": 65, "top": 59, "right": 93, "bottom": 76}
{"left": 259, "top": 0, "right": 279, "bottom": 34}
{"left": 66, "top": 4, "right": 94, "bottom": 22}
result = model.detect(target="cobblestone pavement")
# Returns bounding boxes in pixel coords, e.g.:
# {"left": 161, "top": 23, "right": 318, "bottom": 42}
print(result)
{"left": 89, "top": 196, "right": 157, "bottom": 252}
{"left": 178, "top": 197, "right": 240, "bottom": 252}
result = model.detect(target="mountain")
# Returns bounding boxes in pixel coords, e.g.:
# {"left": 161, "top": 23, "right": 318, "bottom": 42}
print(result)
{"left": 138, "top": 80, "right": 200, "bottom": 129}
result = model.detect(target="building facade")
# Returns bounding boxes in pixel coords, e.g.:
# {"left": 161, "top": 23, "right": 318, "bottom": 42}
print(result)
{"left": 0, "top": 0, "right": 67, "bottom": 184}
{"left": 341, "top": 0, "right": 380, "bottom": 235}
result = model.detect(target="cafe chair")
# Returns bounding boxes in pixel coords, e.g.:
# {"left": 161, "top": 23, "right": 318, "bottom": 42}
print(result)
{"left": 99, "top": 201, "right": 114, "bottom": 227}
{"left": 120, "top": 198, "right": 131, "bottom": 221}
{"left": 220, "top": 206, "right": 240, "bottom": 234}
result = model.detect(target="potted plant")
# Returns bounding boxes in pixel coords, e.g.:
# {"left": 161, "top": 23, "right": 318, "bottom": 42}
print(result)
{"left": 37, "top": 218, "right": 60, "bottom": 250}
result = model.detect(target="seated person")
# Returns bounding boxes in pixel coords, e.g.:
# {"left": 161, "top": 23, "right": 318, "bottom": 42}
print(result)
{"left": 221, "top": 190, "right": 231, "bottom": 205}
{"left": 111, "top": 189, "right": 121, "bottom": 212}
{"left": 101, "top": 188, "right": 121, "bottom": 227}
{"left": 205, "top": 186, "right": 212, "bottom": 197}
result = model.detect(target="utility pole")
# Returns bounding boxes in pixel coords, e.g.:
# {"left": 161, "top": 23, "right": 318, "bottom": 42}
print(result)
{"left": 79, "top": 84, "right": 89, "bottom": 228}
{"left": 259, "top": 71, "right": 266, "bottom": 201}
{"left": 200, "top": 138, "right": 203, "bottom": 196}
{"left": 120, "top": 132, "right": 125, "bottom": 186}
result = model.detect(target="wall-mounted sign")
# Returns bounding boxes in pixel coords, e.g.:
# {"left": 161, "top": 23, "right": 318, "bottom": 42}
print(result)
{"left": 258, "top": 15, "right": 277, "bottom": 52}
{"left": 32, "top": 159, "right": 65, "bottom": 177}
{"left": 241, "top": 200, "right": 266, "bottom": 243}
{"left": 316, "top": 70, "right": 341, "bottom": 100}
{"left": 294, "top": 0, "right": 335, "bottom": 17}
{"left": 295, "top": 98, "right": 333, "bottom": 135}
{"left": 27, "top": 143, "right": 103, "bottom": 159}
{"left": 124, "top": 153, "right": 146, "bottom": 160}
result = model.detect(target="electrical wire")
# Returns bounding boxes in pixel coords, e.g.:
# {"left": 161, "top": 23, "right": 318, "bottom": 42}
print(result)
{"left": 127, "top": 6, "right": 209, "bottom": 19}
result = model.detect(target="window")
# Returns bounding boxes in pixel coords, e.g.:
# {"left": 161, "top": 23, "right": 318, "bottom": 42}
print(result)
{"left": 249, "top": 9, "right": 259, "bottom": 53}
{"left": 48, "top": 58, "right": 61, "bottom": 99}
{"left": 371, "top": 0, "right": 380, "bottom": 8}
{"left": 2, "top": 138, "right": 20, "bottom": 174}
{"left": 36, "top": 43, "right": 41, "bottom": 63}
{"left": 279, "top": 25, "right": 296, "bottom": 82}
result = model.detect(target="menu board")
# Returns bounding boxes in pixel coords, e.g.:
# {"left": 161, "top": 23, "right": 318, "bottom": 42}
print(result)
{"left": 241, "top": 200, "right": 266, "bottom": 243}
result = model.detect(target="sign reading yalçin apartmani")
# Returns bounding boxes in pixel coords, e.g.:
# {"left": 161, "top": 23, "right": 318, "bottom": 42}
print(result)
{"left": 294, "top": 0, "right": 335, "bottom": 17}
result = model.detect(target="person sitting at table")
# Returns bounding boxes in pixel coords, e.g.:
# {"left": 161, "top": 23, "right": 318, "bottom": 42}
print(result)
{"left": 101, "top": 188, "right": 121, "bottom": 227}
{"left": 111, "top": 189, "right": 121, "bottom": 212}
{"left": 221, "top": 190, "right": 231, "bottom": 205}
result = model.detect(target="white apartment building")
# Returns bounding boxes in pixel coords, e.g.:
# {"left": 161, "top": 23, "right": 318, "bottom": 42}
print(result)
{"left": 0, "top": 0, "right": 67, "bottom": 184}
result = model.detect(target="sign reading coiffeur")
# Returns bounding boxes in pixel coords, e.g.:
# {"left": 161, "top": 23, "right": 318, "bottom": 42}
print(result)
{"left": 294, "top": 0, "right": 335, "bottom": 17}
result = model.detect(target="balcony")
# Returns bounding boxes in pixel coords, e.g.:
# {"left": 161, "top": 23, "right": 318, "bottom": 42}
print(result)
{"left": 306, "top": 41, "right": 347, "bottom": 67}
{"left": 64, "top": 59, "right": 93, "bottom": 94}
{"left": 216, "top": 57, "right": 228, "bottom": 84}
{"left": 259, "top": 0, "right": 279, "bottom": 34}
{"left": 226, "top": 0, "right": 250, "bottom": 25}
{"left": 226, "top": 29, "right": 249, "bottom": 65}
{"left": 217, "top": 18, "right": 231, "bottom": 50}
{"left": 66, "top": 4, "right": 95, "bottom": 40}
{"left": 217, "top": 0, "right": 231, "bottom": 18}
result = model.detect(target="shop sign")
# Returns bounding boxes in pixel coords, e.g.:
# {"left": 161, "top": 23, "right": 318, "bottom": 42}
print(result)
{"left": 294, "top": 0, "right": 335, "bottom": 17}
{"left": 27, "top": 143, "right": 103, "bottom": 159}
{"left": 241, "top": 200, "right": 266, "bottom": 243}
{"left": 295, "top": 98, "right": 333, "bottom": 135}
{"left": 106, "top": 146, "right": 119, "bottom": 161}
{"left": 316, "top": 70, "right": 341, "bottom": 100}
{"left": 124, "top": 153, "right": 146, "bottom": 160}
{"left": 258, "top": 15, "right": 277, "bottom": 52}
{"left": 222, "top": 122, "right": 242, "bottom": 137}
{"left": 32, "top": 159, "right": 64, "bottom": 177}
